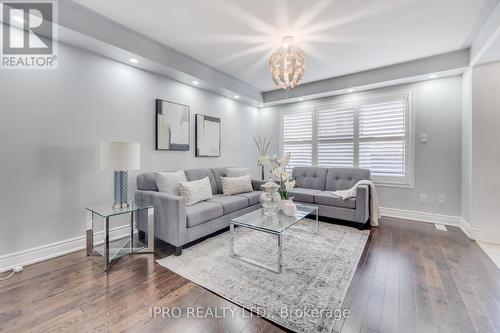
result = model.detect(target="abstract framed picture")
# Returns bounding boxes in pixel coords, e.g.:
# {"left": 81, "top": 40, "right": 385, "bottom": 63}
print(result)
{"left": 156, "top": 99, "right": 190, "bottom": 151}
{"left": 195, "top": 114, "right": 221, "bottom": 157}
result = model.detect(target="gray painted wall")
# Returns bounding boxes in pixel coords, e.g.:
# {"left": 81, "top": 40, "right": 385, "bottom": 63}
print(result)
{"left": 470, "top": 61, "right": 500, "bottom": 235}
{"left": 0, "top": 42, "right": 278, "bottom": 256}
{"left": 461, "top": 69, "right": 472, "bottom": 222}
{"left": 266, "top": 76, "right": 463, "bottom": 216}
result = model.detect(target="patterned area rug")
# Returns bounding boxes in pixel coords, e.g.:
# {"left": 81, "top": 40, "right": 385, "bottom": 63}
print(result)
{"left": 157, "top": 219, "right": 369, "bottom": 333}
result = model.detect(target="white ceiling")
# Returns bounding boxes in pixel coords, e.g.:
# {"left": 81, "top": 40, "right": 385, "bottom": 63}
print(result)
{"left": 75, "top": 0, "right": 490, "bottom": 91}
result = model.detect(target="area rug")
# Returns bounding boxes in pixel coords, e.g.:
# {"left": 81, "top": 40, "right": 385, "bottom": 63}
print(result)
{"left": 157, "top": 219, "right": 369, "bottom": 333}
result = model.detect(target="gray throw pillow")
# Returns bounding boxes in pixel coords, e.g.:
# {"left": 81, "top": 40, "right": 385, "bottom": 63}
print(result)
{"left": 226, "top": 167, "right": 250, "bottom": 178}
{"left": 154, "top": 170, "right": 187, "bottom": 195}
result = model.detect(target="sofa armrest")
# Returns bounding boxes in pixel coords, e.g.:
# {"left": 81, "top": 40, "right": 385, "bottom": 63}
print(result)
{"left": 134, "top": 190, "right": 187, "bottom": 247}
{"left": 252, "top": 179, "right": 266, "bottom": 190}
{"left": 355, "top": 185, "right": 369, "bottom": 224}
{"left": 252, "top": 179, "right": 280, "bottom": 191}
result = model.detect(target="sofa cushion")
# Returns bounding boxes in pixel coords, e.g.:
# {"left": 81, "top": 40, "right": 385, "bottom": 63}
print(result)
{"left": 325, "top": 168, "right": 370, "bottom": 191}
{"left": 314, "top": 191, "right": 356, "bottom": 209}
{"left": 292, "top": 167, "right": 328, "bottom": 190}
{"left": 234, "top": 191, "right": 261, "bottom": 206}
{"left": 210, "top": 167, "right": 228, "bottom": 194}
{"left": 186, "top": 201, "right": 224, "bottom": 228}
{"left": 207, "top": 195, "right": 249, "bottom": 214}
{"left": 287, "top": 188, "right": 323, "bottom": 203}
{"left": 137, "top": 173, "right": 158, "bottom": 191}
{"left": 154, "top": 170, "right": 187, "bottom": 195}
{"left": 184, "top": 168, "right": 218, "bottom": 194}
{"left": 226, "top": 167, "right": 250, "bottom": 177}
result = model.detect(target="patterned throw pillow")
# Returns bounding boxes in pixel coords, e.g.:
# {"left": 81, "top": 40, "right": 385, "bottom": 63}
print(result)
{"left": 221, "top": 174, "right": 253, "bottom": 195}
{"left": 178, "top": 177, "right": 213, "bottom": 206}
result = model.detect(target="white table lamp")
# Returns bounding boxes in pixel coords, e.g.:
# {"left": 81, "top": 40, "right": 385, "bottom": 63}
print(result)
{"left": 100, "top": 142, "right": 140, "bottom": 209}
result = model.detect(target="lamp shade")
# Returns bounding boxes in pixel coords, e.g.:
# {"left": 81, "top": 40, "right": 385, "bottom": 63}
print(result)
{"left": 100, "top": 142, "right": 140, "bottom": 171}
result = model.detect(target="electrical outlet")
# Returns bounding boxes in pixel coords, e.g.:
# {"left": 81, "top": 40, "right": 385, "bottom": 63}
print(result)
{"left": 419, "top": 193, "right": 428, "bottom": 203}
{"left": 438, "top": 195, "right": 445, "bottom": 204}
{"left": 420, "top": 133, "right": 428, "bottom": 143}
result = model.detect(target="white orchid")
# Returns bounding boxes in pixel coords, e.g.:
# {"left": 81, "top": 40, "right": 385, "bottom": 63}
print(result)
{"left": 284, "top": 179, "right": 296, "bottom": 191}
{"left": 262, "top": 153, "right": 295, "bottom": 199}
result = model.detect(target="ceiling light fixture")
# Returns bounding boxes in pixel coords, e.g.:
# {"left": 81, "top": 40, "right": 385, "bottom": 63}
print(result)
{"left": 269, "top": 36, "right": 305, "bottom": 94}
{"left": 129, "top": 58, "right": 139, "bottom": 64}
{"left": 192, "top": 80, "right": 199, "bottom": 85}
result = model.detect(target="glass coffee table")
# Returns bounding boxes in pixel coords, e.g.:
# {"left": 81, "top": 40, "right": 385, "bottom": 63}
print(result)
{"left": 230, "top": 203, "right": 319, "bottom": 273}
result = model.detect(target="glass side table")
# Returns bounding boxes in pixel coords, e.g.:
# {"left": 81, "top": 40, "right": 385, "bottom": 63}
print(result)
{"left": 85, "top": 202, "right": 154, "bottom": 271}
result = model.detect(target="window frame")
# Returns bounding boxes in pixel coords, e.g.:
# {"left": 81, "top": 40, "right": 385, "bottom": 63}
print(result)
{"left": 279, "top": 90, "right": 414, "bottom": 188}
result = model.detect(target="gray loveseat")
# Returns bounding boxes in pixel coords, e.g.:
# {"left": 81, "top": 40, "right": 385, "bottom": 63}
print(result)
{"left": 287, "top": 167, "right": 371, "bottom": 229}
{"left": 135, "top": 168, "right": 262, "bottom": 255}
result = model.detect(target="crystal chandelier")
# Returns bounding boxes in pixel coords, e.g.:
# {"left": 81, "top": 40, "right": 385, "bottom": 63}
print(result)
{"left": 269, "top": 36, "right": 305, "bottom": 91}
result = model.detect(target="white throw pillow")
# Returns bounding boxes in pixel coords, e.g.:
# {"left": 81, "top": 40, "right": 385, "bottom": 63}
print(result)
{"left": 154, "top": 170, "right": 187, "bottom": 195}
{"left": 221, "top": 174, "right": 253, "bottom": 195}
{"left": 178, "top": 177, "right": 213, "bottom": 205}
{"left": 226, "top": 167, "right": 250, "bottom": 178}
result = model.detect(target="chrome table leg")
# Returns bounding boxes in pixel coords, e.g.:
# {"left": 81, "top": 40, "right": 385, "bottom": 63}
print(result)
{"left": 104, "top": 217, "right": 110, "bottom": 271}
{"left": 229, "top": 223, "right": 235, "bottom": 257}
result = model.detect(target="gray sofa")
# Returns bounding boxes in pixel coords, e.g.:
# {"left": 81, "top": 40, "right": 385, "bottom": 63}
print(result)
{"left": 135, "top": 166, "right": 371, "bottom": 255}
{"left": 287, "top": 167, "right": 371, "bottom": 229}
{"left": 135, "top": 168, "right": 262, "bottom": 255}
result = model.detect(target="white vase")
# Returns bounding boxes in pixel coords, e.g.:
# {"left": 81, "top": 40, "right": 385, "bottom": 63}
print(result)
{"left": 282, "top": 199, "right": 297, "bottom": 217}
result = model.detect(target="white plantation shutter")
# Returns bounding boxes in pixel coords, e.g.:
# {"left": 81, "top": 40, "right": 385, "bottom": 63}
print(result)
{"left": 317, "top": 107, "right": 354, "bottom": 167}
{"left": 359, "top": 99, "right": 406, "bottom": 176}
{"left": 281, "top": 93, "right": 411, "bottom": 185}
{"left": 282, "top": 110, "right": 313, "bottom": 170}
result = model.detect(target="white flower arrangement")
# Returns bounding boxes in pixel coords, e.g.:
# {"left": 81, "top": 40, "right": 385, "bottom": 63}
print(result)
{"left": 261, "top": 152, "right": 295, "bottom": 199}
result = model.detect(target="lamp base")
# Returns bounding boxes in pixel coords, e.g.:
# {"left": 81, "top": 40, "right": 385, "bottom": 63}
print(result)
{"left": 113, "top": 170, "right": 129, "bottom": 209}
{"left": 113, "top": 202, "right": 130, "bottom": 209}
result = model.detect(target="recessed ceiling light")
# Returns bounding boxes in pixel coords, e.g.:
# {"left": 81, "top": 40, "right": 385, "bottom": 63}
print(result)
{"left": 347, "top": 88, "right": 354, "bottom": 93}
{"left": 192, "top": 80, "right": 199, "bottom": 85}
{"left": 299, "top": 97, "right": 304, "bottom": 101}
{"left": 129, "top": 58, "right": 139, "bottom": 64}
{"left": 234, "top": 95, "right": 240, "bottom": 99}
{"left": 429, "top": 74, "right": 438, "bottom": 79}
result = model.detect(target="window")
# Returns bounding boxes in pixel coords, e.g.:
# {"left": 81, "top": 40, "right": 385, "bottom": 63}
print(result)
{"left": 317, "top": 106, "right": 355, "bottom": 167}
{"left": 282, "top": 109, "right": 313, "bottom": 170}
{"left": 281, "top": 92, "right": 412, "bottom": 186}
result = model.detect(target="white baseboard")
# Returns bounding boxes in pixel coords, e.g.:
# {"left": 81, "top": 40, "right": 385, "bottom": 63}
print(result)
{"left": 0, "top": 225, "right": 130, "bottom": 273}
{"left": 380, "top": 207, "right": 462, "bottom": 226}
{"left": 458, "top": 218, "right": 500, "bottom": 245}
{"left": 380, "top": 207, "right": 500, "bottom": 245}
{"left": 380, "top": 207, "right": 470, "bottom": 237}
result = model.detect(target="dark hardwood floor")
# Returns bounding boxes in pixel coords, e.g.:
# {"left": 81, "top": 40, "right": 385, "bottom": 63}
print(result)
{"left": 1, "top": 217, "right": 499, "bottom": 333}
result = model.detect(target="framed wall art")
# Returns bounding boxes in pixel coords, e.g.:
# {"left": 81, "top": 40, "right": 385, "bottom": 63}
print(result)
{"left": 195, "top": 114, "right": 221, "bottom": 157}
{"left": 156, "top": 99, "right": 190, "bottom": 151}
